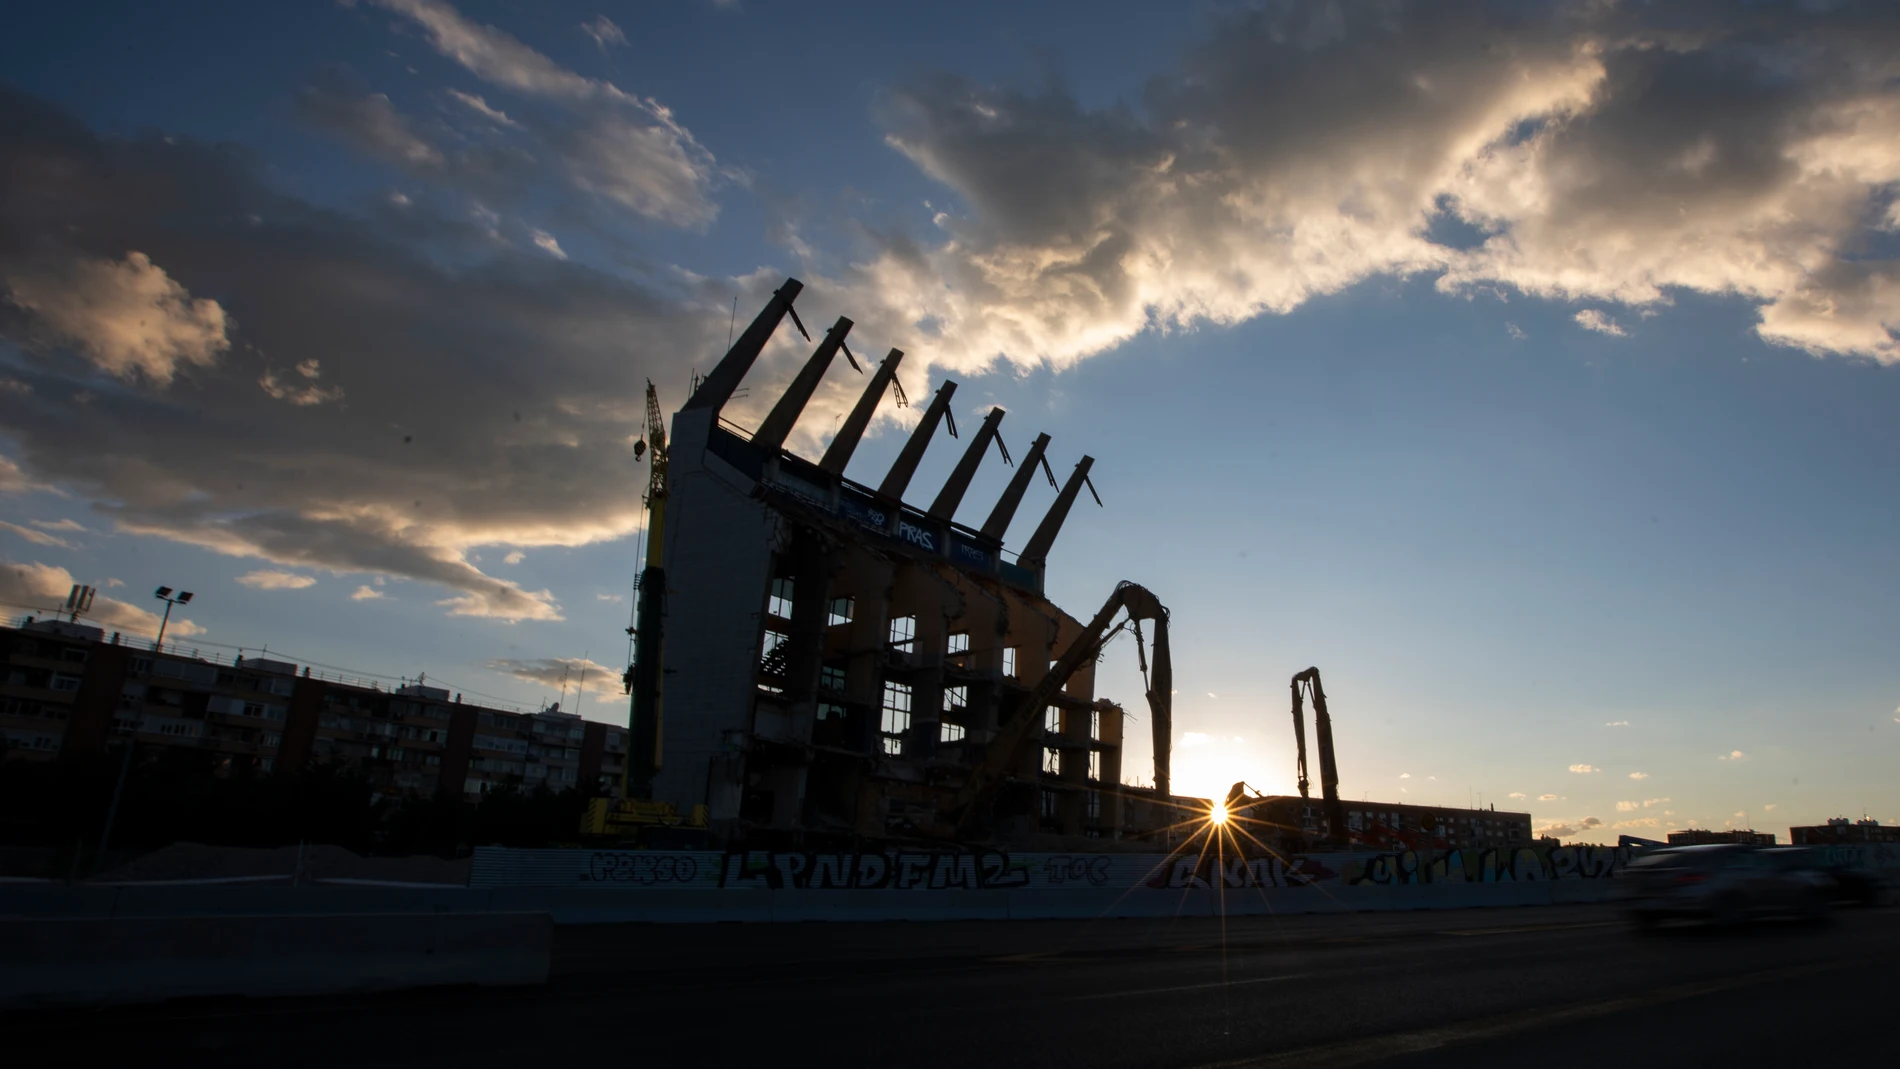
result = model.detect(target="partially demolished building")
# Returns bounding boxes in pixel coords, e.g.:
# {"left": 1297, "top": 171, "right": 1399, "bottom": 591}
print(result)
{"left": 633, "top": 280, "right": 1176, "bottom": 846}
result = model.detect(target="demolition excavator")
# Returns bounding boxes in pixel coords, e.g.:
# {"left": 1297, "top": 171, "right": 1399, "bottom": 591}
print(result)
{"left": 1290, "top": 666, "right": 1348, "bottom": 846}
{"left": 1224, "top": 667, "right": 1349, "bottom": 846}
{"left": 947, "top": 581, "right": 1172, "bottom": 837}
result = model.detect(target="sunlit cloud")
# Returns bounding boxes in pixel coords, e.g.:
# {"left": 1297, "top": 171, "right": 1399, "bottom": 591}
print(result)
{"left": 237, "top": 570, "right": 318, "bottom": 590}
{"left": 1628, "top": 771, "right": 1649, "bottom": 780}
{"left": 350, "top": 585, "right": 385, "bottom": 601}
{"left": 1569, "top": 763, "right": 1598, "bottom": 774}
{"left": 1720, "top": 750, "right": 1746, "bottom": 761}
{"left": 1573, "top": 309, "right": 1626, "bottom": 337}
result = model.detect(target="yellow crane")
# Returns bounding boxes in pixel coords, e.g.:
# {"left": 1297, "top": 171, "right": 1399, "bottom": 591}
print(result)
{"left": 586, "top": 381, "right": 707, "bottom": 840}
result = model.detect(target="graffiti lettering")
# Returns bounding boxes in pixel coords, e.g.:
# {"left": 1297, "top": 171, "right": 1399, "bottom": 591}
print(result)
{"left": 584, "top": 852, "right": 701, "bottom": 885}
{"left": 1345, "top": 846, "right": 1627, "bottom": 885}
{"left": 1144, "top": 854, "right": 1341, "bottom": 890}
{"left": 1040, "top": 855, "right": 1113, "bottom": 886}
{"left": 719, "top": 850, "right": 1025, "bottom": 890}
{"left": 895, "top": 521, "right": 939, "bottom": 552}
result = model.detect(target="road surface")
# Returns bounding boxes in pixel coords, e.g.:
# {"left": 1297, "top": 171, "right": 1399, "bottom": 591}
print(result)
{"left": 11, "top": 903, "right": 1895, "bottom": 1067}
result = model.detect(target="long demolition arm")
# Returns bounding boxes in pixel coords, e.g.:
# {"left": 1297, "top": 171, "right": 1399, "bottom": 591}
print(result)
{"left": 1290, "top": 667, "right": 1347, "bottom": 845}
{"left": 952, "top": 581, "right": 1170, "bottom": 833}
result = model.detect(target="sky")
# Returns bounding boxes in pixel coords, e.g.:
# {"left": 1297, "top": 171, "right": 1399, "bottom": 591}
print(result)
{"left": 1, "top": 0, "right": 1897, "bottom": 842}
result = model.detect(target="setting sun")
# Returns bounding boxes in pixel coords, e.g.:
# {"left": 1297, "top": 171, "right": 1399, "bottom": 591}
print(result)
{"left": 1209, "top": 803, "right": 1229, "bottom": 826}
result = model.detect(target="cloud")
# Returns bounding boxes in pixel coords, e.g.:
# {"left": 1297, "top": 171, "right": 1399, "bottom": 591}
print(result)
{"left": 1616, "top": 801, "right": 1640, "bottom": 812}
{"left": 1573, "top": 309, "right": 1626, "bottom": 337}
{"left": 1538, "top": 794, "right": 1558, "bottom": 801}
{"left": 837, "top": 3, "right": 1900, "bottom": 375}
{"left": 0, "top": 455, "right": 37, "bottom": 494}
{"left": 595, "top": 592, "right": 623, "bottom": 603}
{"left": 0, "top": 557, "right": 203, "bottom": 638}
{"left": 104, "top": 577, "right": 123, "bottom": 588}
{"left": 297, "top": 77, "right": 444, "bottom": 169}
{"left": 31, "top": 519, "right": 85, "bottom": 532}
{"left": 0, "top": 87, "right": 769, "bottom": 622}
{"left": 1541, "top": 824, "right": 1577, "bottom": 838}
{"left": 1399, "top": 772, "right": 1411, "bottom": 779}
{"left": 0, "top": 520, "right": 74, "bottom": 549}
{"left": 1180, "top": 731, "right": 1212, "bottom": 748}
{"left": 258, "top": 359, "right": 345, "bottom": 407}
{"left": 1764, "top": 804, "right": 1777, "bottom": 811}
{"left": 503, "top": 551, "right": 526, "bottom": 565}
{"left": 1508, "top": 792, "right": 1526, "bottom": 800}
{"left": 488, "top": 655, "right": 621, "bottom": 701}
{"left": 3, "top": 250, "right": 230, "bottom": 384}
{"left": 1643, "top": 798, "right": 1670, "bottom": 808}
{"left": 1613, "top": 817, "right": 1661, "bottom": 829}
{"left": 531, "top": 230, "right": 568, "bottom": 260}
{"left": 1206, "top": 692, "right": 1218, "bottom": 699}
{"left": 1720, "top": 750, "right": 1746, "bottom": 761}
{"left": 1581, "top": 817, "right": 1602, "bottom": 828}
{"left": 237, "top": 570, "right": 318, "bottom": 590}
{"left": 446, "top": 89, "right": 521, "bottom": 130}
{"left": 581, "top": 15, "right": 626, "bottom": 50}
{"left": 1628, "top": 771, "right": 1649, "bottom": 780}
{"left": 1568, "top": 764, "right": 1598, "bottom": 774}
{"left": 350, "top": 585, "right": 385, "bottom": 601}
{"left": 370, "top": 0, "right": 719, "bottom": 225}
{"left": 1605, "top": 720, "right": 1629, "bottom": 727}
{"left": 1505, "top": 321, "right": 1525, "bottom": 341}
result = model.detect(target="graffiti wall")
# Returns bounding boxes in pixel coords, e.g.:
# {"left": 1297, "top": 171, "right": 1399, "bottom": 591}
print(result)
{"left": 471, "top": 844, "right": 1633, "bottom": 891}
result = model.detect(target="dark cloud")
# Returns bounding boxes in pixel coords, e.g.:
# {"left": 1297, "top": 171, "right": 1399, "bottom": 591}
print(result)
{"left": 850, "top": 0, "right": 1900, "bottom": 370}
{"left": 0, "top": 85, "right": 771, "bottom": 620}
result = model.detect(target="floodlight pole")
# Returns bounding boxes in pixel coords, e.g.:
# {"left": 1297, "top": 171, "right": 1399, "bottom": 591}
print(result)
{"left": 155, "top": 599, "right": 176, "bottom": 648}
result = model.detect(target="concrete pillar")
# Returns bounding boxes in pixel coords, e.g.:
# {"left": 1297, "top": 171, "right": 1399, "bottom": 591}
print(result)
{"left": 752, "top": 316, "right": 853, "bottom": 453}
{"left": 818, "top": 349, "right": 905, "bottom": 476}
{"left": 926, "top": 407, "right": 1006, "bottom": 522}
{"left": 1018, "top": 455, "right": 1095, "bottom": 567}
{"left": 876, "top": 380, "right": 957, "bottom": 502}
{"left": 681, "top": 278, "right": 805, "bottom": 417}
{"left": 979, "top": 433, "right": 1053, "bottom": 542}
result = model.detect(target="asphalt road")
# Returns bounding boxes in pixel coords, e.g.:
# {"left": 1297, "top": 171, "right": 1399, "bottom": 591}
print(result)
{"left": 12, "top": 903, "right": 1897, "bottom": 1067}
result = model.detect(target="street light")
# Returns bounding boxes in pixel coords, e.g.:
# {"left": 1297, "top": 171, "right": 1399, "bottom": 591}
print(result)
{"left": 153, "top": 587, "right": 193, "bottom": 647}
{"left": 99, "top": 584, "right": 196, "bottom": 873}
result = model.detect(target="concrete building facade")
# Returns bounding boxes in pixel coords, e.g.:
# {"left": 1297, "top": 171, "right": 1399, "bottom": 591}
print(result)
{"left": 642, "top": 280, "right": 1168, "bottom": 845}
{"left": 1, "top": 618, "right": 625, "bottom": 802}
{"left": 1239, "top": 795, "right": 1536, "bottom": 850}
{"left": 1667, "top": 828, "right": 1777, "bottom": 847}
{"left": 1789, "top": 818, "right": 1900, "bottom": 845}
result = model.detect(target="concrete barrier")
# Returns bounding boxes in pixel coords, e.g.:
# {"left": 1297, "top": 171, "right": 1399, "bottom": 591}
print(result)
{"left": 0, "top": 911, "right": 552, "bottom": 1009}
{"left": 0, "top": 881, "right": 1624, "bottom": 928}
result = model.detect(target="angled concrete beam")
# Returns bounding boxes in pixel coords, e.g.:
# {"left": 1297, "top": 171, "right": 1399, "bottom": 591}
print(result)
{"left": 876, "top": 380, "right": 958, "bottom": 502}
{"left": 978, "top": 432, "right": 1053, "bottom": 542}
{"left": 1018, "top": 455, "right": 1095, "bottom": 567}
{"left": 681, "top": 278, "right": 806, "bottom": 416}
{"left": 926, "top": 407, "right": 1006, "bottom": 522}
{"left": 818, "top": 349, "right": 905, "bottom": 475}
{"left": 751, "top": 316, "right": 853, "bottom": 453}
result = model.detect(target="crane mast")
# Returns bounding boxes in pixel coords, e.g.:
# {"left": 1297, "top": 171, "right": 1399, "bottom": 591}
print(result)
{"left": 623, "top": 380, "right": 669, "bottom": 799}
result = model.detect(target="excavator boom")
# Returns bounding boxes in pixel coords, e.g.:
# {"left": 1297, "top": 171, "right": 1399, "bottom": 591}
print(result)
{"left": 952, "top": 581, "right": 1171, "bottom": 834}
{"left": 1290, "top": 667, "right": 1348, "bottom": 846}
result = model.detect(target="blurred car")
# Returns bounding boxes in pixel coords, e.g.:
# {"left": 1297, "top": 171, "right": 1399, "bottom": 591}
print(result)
{"left": 1807, "top": 853, "right": 1897, "bottom": 908}
{"left": 1622, "top": 844, "right": 1835, "bottom": 929}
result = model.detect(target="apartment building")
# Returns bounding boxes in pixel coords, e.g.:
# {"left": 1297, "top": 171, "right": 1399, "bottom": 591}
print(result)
{"left": 1, "top": 617, "right": 626, "bottom": 802}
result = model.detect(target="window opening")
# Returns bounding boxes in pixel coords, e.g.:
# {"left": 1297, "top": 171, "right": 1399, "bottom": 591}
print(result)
{"left": 880, "top": 681, "right": 912, "bottom": 756}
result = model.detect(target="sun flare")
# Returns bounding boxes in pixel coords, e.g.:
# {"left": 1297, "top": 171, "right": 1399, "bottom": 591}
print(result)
{"left": 1209, "top": 803, "right": 1229, "bottom": 826}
